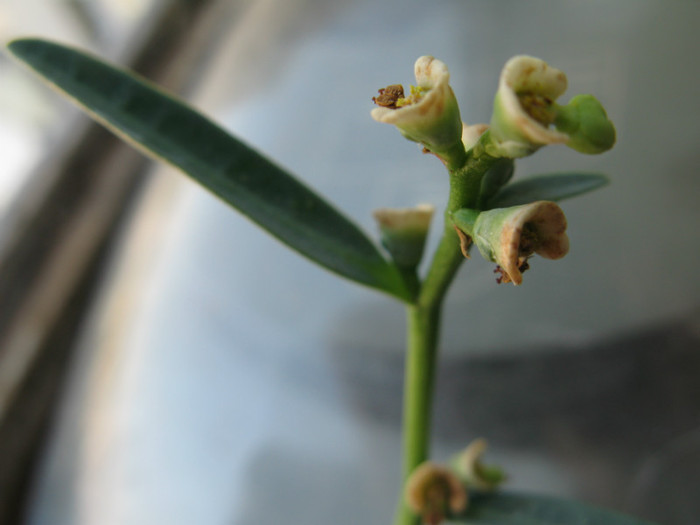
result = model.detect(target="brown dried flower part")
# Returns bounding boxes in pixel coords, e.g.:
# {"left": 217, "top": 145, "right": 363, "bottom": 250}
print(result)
{"left": 372, "top": 84, "right": 405, "bottom": 109}
{"left": 454, "top": 225, "right": 472, "bottom": 258}
{"left": 405, "top": 462, "right": 468, "bottom": 525}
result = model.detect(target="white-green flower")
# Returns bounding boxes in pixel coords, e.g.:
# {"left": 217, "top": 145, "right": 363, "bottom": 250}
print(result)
{"left": 450, "top": 438, "right": 506, "bottom": 492}
{"left": 372, "top": 56, "right": 464, "bottom": 163}
{"left": 452, "top": 201, "right": 569, "bottom": 285}
{"left": 373, "top": 204, "right": 434, "bottom": 268}
{"left": 489, "top": 55, "right": 569, "bottom": 158}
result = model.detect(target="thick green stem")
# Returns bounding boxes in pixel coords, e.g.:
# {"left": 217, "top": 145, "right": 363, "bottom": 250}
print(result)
{"left": 393, "top": 134, "right": 499, "bottom": 525}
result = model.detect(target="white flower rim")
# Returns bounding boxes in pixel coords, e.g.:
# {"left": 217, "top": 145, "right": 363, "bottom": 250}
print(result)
{"left": 371, "top": 56, "right": 451, "bottom": 125}
{"left": 373, "top": 203, "right": 435, "bottom": 232}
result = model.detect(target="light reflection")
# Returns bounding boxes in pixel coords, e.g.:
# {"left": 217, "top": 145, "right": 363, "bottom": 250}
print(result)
{"left": 0, "top": 0, "right": 159, "bottom": 219}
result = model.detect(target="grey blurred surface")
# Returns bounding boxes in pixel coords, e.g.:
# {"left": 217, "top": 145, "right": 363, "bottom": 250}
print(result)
{"left": 25, "top": 1, "right": 700, "bottom": 524}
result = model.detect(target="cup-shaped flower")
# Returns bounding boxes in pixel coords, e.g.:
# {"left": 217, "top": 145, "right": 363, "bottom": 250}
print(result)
{"left": 452, "top": 201, "right": 569, "bottom": 285}
{"left": 373, "top": 204, "right": 434, "bottom": 268}
{"left": 405, "top": 462, "right": 468, "bottom": 525}
{"left": 450, "top": 438, "right": 506, "bottom": 492}
{"left": 489, "top": 55, "right": 569, "bottom": 158}
{"left": 554, "top": 94, "right": 616, "bottom": 154}
{"left": 372, "top": 56, "right": 464, "bottom": 165}
{"left": 489, "top": 56, "right": 616, "bottom": 158}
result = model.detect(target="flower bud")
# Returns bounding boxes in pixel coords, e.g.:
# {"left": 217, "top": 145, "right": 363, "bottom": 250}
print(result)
{"left": 373, "top": 204, "right": 434, "bottom": 268}
{"left": 452, "top": 201, "right": 569, "bottom": 285}
{"left": 554, "top": 94, "right": 616, "bottom": 154}
{"left": 372, "top": 56, "right": 464, "bottom": 164}
{"left": 450, "top": 438, "right": 506, "bottom": 492}
{"left": 405, "top": 462, "right": 468, "bottom": 525}
{"left": 488, "top": 55, "right": 569, "bottom": 158}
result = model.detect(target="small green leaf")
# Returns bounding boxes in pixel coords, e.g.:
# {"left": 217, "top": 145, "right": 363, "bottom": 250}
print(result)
{"left": 455, "top": 491, "right": 657, "bottom": 525}
{"left": 7, "top": 38, "right": 411, "bottom": 301}
{"left": 477, "top": 158, "right": 515, "bottom": 208}
{"left": 486, "top": 172, "right": 609, "bottom": 208}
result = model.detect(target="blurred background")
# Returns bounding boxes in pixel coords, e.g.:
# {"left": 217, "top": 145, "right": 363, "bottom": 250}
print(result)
{"left": 1, "top": 1, "right": 699, "bottom": 524}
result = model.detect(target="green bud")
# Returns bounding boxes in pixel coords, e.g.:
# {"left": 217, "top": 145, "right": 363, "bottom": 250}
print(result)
{"left": 372, "top": 56, "right": 465, "bottom": 166}
{"left": 452, "top": 201, "right": 569, "bottom": 285}
{"left": 373, "top": 204, "right": 434, "bottom": 268}
{"left": 554, "top": 94, "right": 616, "bottom": 154}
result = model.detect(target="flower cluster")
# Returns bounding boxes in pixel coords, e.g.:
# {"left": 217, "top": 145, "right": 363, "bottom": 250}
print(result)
{"left": 372, "top": 54, "right": 614, "bottom": 284}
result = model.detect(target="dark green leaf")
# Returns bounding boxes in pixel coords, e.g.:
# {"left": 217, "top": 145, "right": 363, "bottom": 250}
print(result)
{"left": 455, "top": 491, "right": 657, "bottom": 525}
{"left": 477, "top": 158, "right": 514, "bottom": 208}
{"left": 486, "top": 173, "right": 609, "bottom": 209}
{"left": 7, "top": 38, "right": 411, "bottom": 301}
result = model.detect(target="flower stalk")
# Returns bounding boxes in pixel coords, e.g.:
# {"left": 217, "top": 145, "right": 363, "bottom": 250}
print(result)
{"left": 373, "top": 54, "right": 614, "bottom": 525}
{"left": 394, "top": 135, "right": 500, "bottom": 525}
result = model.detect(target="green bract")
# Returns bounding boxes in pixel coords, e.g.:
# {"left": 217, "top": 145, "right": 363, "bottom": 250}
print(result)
{"left": 555, "top": 94, "right": 617, "bottom": 154}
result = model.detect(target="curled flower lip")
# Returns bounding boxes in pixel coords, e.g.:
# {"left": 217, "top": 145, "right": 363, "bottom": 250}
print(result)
{"left": 497, "top": 201, "right": 569, "bottom": 285}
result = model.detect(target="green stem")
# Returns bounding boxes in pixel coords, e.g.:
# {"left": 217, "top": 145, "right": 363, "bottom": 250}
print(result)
{"left": 393, "top": 135, "right": 499, "bottom": 525}
{"left": 394, "top": 303, "right": 441, "bottom": 525}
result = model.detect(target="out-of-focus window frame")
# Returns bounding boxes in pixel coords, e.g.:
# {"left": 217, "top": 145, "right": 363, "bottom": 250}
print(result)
{"left": 0, "top": 1, "right": 235, "bottom": 522}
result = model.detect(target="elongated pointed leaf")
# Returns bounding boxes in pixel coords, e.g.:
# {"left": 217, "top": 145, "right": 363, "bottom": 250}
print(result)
{"left": 487, "top": 173, "right": 609, "bottom": 208}
{"left": 7, "top": 38, "right": 411, "bottom": 300}
{"left": 456, "top": 492, "right": 656, "bottom": 525}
